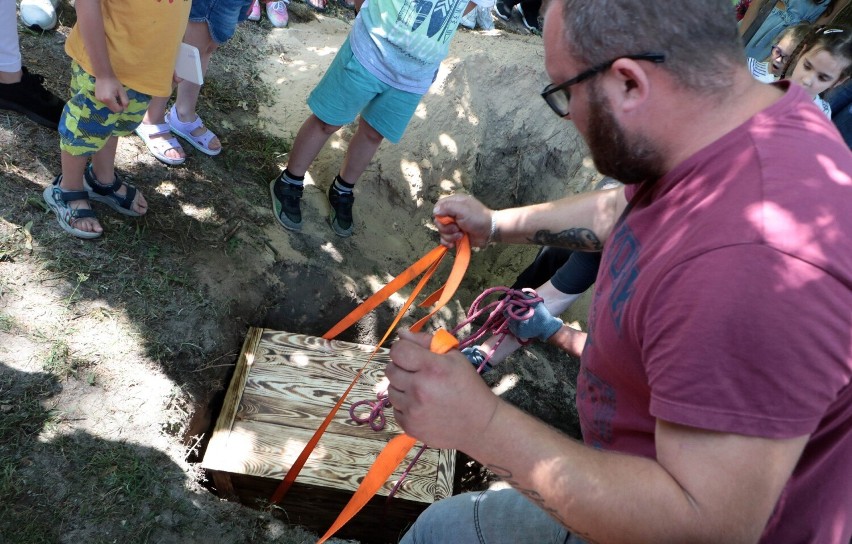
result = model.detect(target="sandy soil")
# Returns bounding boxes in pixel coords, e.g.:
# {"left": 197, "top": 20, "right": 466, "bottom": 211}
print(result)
{"left": 0, "top": 5, "right": 599, "bottom": 543}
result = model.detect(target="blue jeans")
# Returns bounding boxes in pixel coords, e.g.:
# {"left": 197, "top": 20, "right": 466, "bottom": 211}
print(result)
{"left": 400, "top": 488, "right": 587, "bottom": 544}
{"left": 827, "top": 81, "right": 852, "bottom": 149}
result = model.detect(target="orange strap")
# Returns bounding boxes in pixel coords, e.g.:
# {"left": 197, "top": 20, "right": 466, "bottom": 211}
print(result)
{"left": 316, "top": 329, "right": 459, "bottom": 544}
{"left": 269, "top": 225, "right": 469, "bottom": 505}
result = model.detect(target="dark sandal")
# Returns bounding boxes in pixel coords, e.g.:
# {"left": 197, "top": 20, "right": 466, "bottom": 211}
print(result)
{"left": 42, "top": 175, "right": 102, "bottom": 240}
{"left": 83, "top": 164, "right": 143, "bottom": 217}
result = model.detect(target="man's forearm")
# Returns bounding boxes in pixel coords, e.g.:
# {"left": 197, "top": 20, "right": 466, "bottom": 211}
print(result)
{"left": 492, "top": 186, "right": 627, "bottom": 250}
{"left": 462, "top": 402, "right": 759, "bottom": 544}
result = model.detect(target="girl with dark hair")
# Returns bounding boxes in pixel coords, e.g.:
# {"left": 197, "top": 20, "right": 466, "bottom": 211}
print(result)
{"left": 741, "top": 0, "right": 839, "bottom": 59}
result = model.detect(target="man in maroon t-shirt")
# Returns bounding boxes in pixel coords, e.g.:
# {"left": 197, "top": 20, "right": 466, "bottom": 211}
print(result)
{"left": 385, "top": 0, "right": 852, "bottom": 543}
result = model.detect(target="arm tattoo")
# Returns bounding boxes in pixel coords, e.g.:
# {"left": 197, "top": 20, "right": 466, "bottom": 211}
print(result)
{"left": 529, "top": 228, "right": 603, "bottom": 251}
{"left": 486, "top": 464, "right": 601, "bottom": 544}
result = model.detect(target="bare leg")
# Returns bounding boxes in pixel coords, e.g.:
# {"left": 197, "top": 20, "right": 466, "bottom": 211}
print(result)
{"left": 285, "top": 114, "right": 342, "bottom": 177}
{"left": 172, "top": 21, "right": 221, "bottom": 152}
{"left": 339, "top": 117, "right": 384, "bottom": 183}
{"left": 59, "top": 151, "right": 102, "bottom": 235}
{"left": 140, "top": 95, "right": 186, "bottom": 161}
{"left": 0, "top": 69, "right": 21, "bottom": 84}
{"left": 479, "top": 281, "right": 582, "bottom": 366}
{"left": 89, "top": 136, "right": 148, "bottom": 215}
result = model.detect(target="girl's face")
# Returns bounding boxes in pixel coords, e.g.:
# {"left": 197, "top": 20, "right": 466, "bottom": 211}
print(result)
{"left": 789, "top": 48, "right": 850, "bottom": 97}
{"left": 770, "top": 34, "right": 797, "bottom": 77}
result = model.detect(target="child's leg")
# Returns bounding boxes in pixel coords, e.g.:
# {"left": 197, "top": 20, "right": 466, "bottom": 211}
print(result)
{"left": 57, "top": 150, "right": 102, "bottom": 235}
{"left": 169, "top": 21, "right": 221, "bottom": 152}
{"left": 286, "top": 114, "right": 343, "bottom": 176}
{"left": 138, "top": 95, "right": 186, "bottom": 163}
{"left": 174, "top": 21, "right": 217, "bottom": 120}
{"left": 339, "top": 117, "right": 384, "bottom": 184}
{"left": 89, "top": 136, "right": 148, "bottom": 216}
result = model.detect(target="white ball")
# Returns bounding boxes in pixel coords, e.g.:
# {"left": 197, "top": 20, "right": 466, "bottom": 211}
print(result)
{"left": 19, "top": 0, "right": 59, "bottom": 32}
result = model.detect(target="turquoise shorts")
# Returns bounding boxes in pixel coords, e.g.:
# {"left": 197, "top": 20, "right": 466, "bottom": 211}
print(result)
{"left": 59, "top": 62, "right": 151, "bottom": 156}
{"left": 307, "top": 38, "right": 422, "bottom": 144}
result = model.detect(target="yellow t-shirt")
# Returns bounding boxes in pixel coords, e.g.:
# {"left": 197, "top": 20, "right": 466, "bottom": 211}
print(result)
{"left": 64, "top": 0, "right": 191, "bottom": 97}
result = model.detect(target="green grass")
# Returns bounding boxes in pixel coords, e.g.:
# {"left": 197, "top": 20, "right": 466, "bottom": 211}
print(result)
{"left": 0, "top": 313, "right": 14, "bottom": 332}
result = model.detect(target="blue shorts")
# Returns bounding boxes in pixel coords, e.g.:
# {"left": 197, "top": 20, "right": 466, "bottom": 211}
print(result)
{"left": 190, "top": 0, "right": 252, "bottom": 44}
{"left": 307, "top": 38, "right": 422, "bottom": 144}
{"left": 59, "top": 62, "right": 151, "bottom": 156}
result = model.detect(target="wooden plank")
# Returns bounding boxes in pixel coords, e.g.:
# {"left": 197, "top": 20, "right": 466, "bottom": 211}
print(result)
{"left": 202, "top": 420, "right": 439, "bottom": 503}
{"left": 235, "top": 392, "right": 404, "bottom": 438}
{"left": 203, "top": 327, "right": 457, "bottom": 531}
{"left": 213, "top": 472, "right": 426, "bottom": 544}
{"left": 434, "top": 448, "right": 456, "bottom": 500}
{"left": 204, "top": 327, "right": 263, "bottom": 470}
{"left": 256, "top": 329, "right": 391, "bottom": 367}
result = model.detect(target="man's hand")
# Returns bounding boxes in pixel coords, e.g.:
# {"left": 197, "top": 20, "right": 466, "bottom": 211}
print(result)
{"left": 507, "top": 297, "right": 563, "bottom": 342}
{"left": 433, "top": 195, "right": 494, "bottom": 248}
{"left": 387, "top": 329, "right": 500, "bottom": 450}
{"left": 94, "top": 75, "right": 128, "bottom": 113}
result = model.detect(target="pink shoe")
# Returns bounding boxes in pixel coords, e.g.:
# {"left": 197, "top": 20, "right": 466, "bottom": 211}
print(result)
{"left": 266, "top": 1, "right": 289, "bottom": 27}
{"left": 247, "top": 0, "right": 261, "bottom": 21}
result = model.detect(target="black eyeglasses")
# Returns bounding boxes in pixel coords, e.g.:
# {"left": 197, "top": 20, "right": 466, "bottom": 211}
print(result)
{"left": 541, "top": 53, "right": 665, "bottom": 117}
{"left": 771, "top": 45, "right": 790, "bottom": 63}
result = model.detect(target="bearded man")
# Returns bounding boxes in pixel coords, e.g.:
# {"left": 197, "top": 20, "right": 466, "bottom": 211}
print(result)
{"left": 386, "top": 0, "right": 852, "bottom": 542}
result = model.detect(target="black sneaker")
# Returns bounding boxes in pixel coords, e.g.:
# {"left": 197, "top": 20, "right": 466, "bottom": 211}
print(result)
{"left": 270, "top": 174, "right": 304, "bottom": 232}
{"left": 0, "top": 67, "right": 65, "bottom": 130}
{"left": 493, "top": 0, "right": 512, "bottom": 20}
{"left": 327, "top": 185, "right": 354, "bottom": 237}
{"left": 517, "top": 3, "right": 542, "bottom": 33}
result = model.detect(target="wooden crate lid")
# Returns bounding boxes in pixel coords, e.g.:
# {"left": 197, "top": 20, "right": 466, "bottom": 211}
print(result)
{"left": 202, "top": 328, "right": 454, "bottom": 504}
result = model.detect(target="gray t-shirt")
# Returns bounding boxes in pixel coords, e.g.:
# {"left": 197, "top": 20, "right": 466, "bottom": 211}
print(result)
{"left": 349, "top": 0, "right": 494, "bottom": 94}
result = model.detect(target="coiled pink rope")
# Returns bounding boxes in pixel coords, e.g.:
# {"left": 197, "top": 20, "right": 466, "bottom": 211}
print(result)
{"left": 347, "top": 286, "right": 542, "bottom": 500}
{"left": 451, "top": 286, "right": 543, "bottom": 371}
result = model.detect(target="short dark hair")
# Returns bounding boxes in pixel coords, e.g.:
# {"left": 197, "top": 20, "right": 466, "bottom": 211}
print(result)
{"left": 556, "top": 0, "right": 744, "bottom": 93}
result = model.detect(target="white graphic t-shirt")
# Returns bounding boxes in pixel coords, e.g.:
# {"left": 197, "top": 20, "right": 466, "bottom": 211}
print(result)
{"left": 350, "top": 0, "right": 494, "bottom": 94}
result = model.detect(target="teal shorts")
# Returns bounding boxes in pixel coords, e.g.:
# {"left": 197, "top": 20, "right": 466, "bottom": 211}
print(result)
{"left": 59, "top": 62, "right": 151, "bottom": 156}
{"left": 307, "top": 38, "right": 422, "bottom": 144}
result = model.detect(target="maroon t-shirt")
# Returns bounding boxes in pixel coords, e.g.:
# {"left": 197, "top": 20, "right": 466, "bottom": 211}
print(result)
{"left": 580, "top": 82, "right": 852, "bottom": 543}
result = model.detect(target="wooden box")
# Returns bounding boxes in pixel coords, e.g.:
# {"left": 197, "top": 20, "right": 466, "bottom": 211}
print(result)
{"left": 202, "top": 328, "right": 456, "bottom": 543}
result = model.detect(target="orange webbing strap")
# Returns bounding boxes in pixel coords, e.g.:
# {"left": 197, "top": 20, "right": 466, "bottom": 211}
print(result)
{"left": 316, "top": 329, "right": 459, "bottom": 544}
{"left": 269, "top": 224, "right": 470, "bottom": 505}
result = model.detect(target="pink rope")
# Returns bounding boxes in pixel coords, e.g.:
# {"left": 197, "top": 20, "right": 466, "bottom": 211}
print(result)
{"left": 450, "top": 286, "right": 543, "bottom": 372}
{"left": 347, "top": 286, "right": 542, "bottom": 499}
{"left": 349, "top": 391, "right": 390, "bottom": 432}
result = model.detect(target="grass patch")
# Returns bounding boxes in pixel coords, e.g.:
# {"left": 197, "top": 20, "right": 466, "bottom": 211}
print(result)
{"left": 0, "top": 313, "right": 14, "bottom": 332}
{"left": 222, "top": 125, "right": 291, "bottom": 182}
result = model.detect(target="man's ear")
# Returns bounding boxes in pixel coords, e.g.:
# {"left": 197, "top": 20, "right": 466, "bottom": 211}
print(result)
{"left": 606, "top": 57, "right": 652, "bottom": 114}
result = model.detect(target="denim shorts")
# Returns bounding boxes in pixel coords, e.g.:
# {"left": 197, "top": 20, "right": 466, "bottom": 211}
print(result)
{"left": 307, "top": 38, "right": 422, "bottom": 144}
{"left": 59, "top": 62, "right": 151, "bottom": 156}
{"left": 190, "top": 0, "right": 252, "bottom": 44}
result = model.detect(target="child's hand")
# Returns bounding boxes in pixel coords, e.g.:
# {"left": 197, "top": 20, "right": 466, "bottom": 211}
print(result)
{"left": 94, "top": 75, "right": 129, "bottom": 113}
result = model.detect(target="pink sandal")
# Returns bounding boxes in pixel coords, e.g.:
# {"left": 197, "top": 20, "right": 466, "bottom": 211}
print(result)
{"left": 165, "top": 106, "right": 222, "bottom": 156}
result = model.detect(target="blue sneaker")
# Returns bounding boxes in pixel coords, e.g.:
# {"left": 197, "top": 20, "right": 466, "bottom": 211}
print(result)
{"left": 270, "top": 174, "right": 303, "bottom": 232}
{"left": 327, "top": 184, "right": 354, "bottom": 237}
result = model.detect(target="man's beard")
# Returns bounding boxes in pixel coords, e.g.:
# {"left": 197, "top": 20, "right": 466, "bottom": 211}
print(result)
{"left": 585, "top": 83, "right": 666, "bottom": 185}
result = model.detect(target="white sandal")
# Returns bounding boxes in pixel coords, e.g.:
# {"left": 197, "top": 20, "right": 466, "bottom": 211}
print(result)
{"left": 134, "top": 122, "right": 186, "bottom": 165}
{"left": 165, "top": 106, "right": 222, "bottom": 156}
